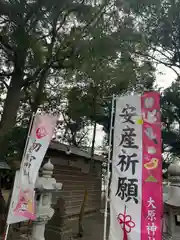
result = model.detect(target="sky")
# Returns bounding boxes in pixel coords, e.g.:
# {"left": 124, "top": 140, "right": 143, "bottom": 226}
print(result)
{"left": 90, "top": 64, "right": 177, "bottom": 148}
{"left": 154, "top": 64, "right": 177, "bottom": 89}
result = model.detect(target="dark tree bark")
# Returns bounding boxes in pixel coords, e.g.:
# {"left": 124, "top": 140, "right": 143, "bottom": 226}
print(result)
{"left": 0, "top": 48, "right": 26, "bottom": 157}
{"left": 0, "top": 191, "right": 6, "bottom": 234}
{"left": 0, "top": 50, "right": 26, "bottom": 234}
{"left": 0, "top": 76, "right": 22, "bottom": 156}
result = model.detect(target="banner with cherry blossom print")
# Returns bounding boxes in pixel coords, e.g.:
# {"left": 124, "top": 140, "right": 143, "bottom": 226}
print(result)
{"left": 13, "top": 187, "right": 35, "bottom": 220}
{"left": 20, "top": 114, "right": 58, "bottom": 186}
{"left": 109, "top": 93, "right": 162, "bottom": 240}
{"left": 7, "top": 171, "right": 29, "bottom": 224}
{"left": 14, "top": 114, "right": 57, "bottom": 219}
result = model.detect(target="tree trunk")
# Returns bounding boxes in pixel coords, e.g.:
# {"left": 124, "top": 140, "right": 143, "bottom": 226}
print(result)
{"left": 0, "top": 190, "right": 6, "bottom": 235}
{"left": 78, "top": 187, "right": 88, "bottom": 237}
{"left": 78, "top": 121, "right": 97, "bottom": 237}
{"left": 0, "top": 172, "right": 6, "bottom": 235}
{"left": 0, "top": 70, "right": 23, "bottom": 157}
{"left": 0, "top": 62, "right": 25, "bottom": 235}
{"left": 31, "top": 68, "right": 49, "bottom": 113}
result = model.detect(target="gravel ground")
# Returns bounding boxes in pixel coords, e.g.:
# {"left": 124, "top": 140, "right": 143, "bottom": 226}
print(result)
{"left": 4, "top": 211, "right": 109, "bottom": 240}
{"left": 71, "top": 212, "right": 109, "bottom": 240}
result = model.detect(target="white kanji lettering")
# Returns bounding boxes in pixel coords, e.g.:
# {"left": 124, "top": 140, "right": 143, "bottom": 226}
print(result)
{"left": 147, "top": 209, "right": 156, "bottom": 221}
{"left": 147, "top": 197, "right": 156, "bottom": 209}
{"left": 146, "top": 223, "right": 157, "bottom": 236}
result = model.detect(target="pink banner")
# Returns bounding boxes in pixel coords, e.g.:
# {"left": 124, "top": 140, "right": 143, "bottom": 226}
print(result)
{"left": 141, "top": 92, "right": 163, "bottom": 240}
{"left": 14, "top": 188, "right": 35, "bottom": 220}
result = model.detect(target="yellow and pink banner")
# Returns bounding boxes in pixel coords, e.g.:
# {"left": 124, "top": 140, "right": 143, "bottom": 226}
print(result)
{"left": 109, "top": 92, "right": 162, "bottom": 240}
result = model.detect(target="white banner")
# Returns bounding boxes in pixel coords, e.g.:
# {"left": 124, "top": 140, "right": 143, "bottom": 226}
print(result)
{"left": 6, "top": 114, "right": 57, "bottom": 223}
{"left": 6, "top": 171, "right": 28, "bottom": 224}
{"left": 20, "top": 114, "right": 58, "bottom": 186}
{"left": 109, "top": 95, "right": 142, "bottom": 240}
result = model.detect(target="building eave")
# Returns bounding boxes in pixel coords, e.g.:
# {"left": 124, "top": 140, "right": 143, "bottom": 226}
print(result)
{"left": 49, "top": 141, "right": 104, "bottom": 162}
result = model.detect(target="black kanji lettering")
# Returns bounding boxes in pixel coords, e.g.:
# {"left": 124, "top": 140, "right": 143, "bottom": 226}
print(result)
{"left": 28, "top": 155, "right": 36, "bottom": 168}
{"left": 119, "top": 126, "right": 138, "bottom": 149}
{"left": 29, "top": 141, "right": 42, "bottom": 153}
{"left": 27, "top": 156, "right": 36, "bottom": 178}
{"left": 115, "top": 177, "right": 127, "bottom": 200}
{"left": 119, "top": 104, "right": 137, "bottom": 124}
{"left": 117, "top": 152, "right": 139, "bottom": 175}
{"left": 115, "top": 177, "right": 138, "bottom": 204}
{"left": 23, "top": 155, "right": 36, "bottom": 176}
{"left": 126, "top": 178, "right": 138, "bottom": 204}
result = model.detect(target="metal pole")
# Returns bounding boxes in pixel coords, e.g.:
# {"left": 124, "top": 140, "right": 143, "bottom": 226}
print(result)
{"left": 22, "top": 112, "right": 36, "bottom": 160}
{"left": 103, "top": 95, "right": 115, "bottom": 240}
{"left": 3, "top": 224, "right": 9, "bottom": 240}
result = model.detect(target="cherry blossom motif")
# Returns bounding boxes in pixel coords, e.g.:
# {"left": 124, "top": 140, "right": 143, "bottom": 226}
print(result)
{"left": 36, "top": 126, "right": 48, "bottom": 139}
{"left": 14, "top": 189, "right": 35, "bottom": 220}
{"left": 117, "top": 206, "right": 135, "bottom": 240}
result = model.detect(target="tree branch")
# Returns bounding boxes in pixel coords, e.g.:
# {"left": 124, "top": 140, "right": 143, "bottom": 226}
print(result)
{"left": 152, "top": 47, "right": 177, "bottom": 65}
{"left": 0, "top": 42, "right": 13, "bottom": 59}
{"left": 83, "top": 2, "right": 108, "bottom": 31}
{"left": 134, "top": 50, "right": 180, "bottom": 77}
{"left": 0, "top": 71, "right": 12, "bottom": 77}
{"left": 0, "top": 79, "right": 9, "bottom": 89}
{"left": 22, "top": 67, "right": 43, "bottom": 89}
{"left": 77, "top": 129, "right": 89, "bottom": 145}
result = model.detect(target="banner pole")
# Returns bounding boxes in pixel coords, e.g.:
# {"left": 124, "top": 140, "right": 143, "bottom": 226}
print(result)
{"left": 22, "top": 112, "right": 36, "bottom": 160}
{"left": 103, "top": 95, "right": 115, "bottom": 240}
{"left": 3, "top": 224, "right": 10, "bottom": 240}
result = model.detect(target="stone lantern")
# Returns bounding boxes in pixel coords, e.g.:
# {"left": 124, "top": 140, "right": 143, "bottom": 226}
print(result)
{"left": 31, "top": 160, "right": 62, "bottom": 240}
{"left": 163, "top": 161, "right": 180, "bottom": 240}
